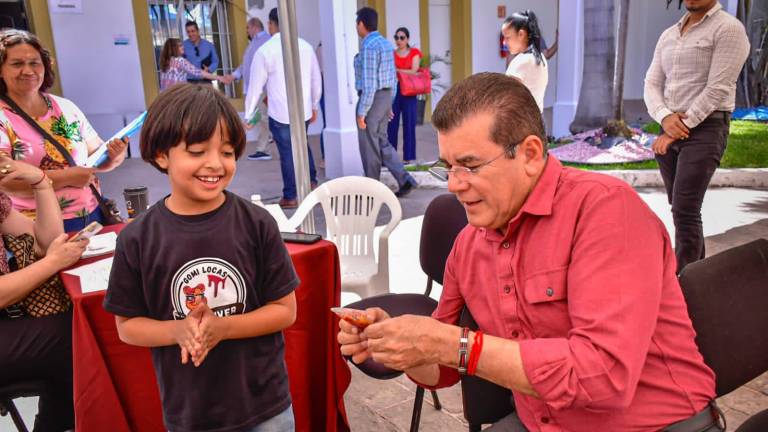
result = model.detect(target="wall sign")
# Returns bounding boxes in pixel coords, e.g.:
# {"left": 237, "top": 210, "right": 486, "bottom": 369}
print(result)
{"left": 49, "top": 0, "right": 83, "bottom": 14}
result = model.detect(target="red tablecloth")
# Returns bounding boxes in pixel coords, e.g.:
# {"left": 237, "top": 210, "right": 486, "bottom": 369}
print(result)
{"left": 60, "top": 224, "right": 351, "bottom": 432}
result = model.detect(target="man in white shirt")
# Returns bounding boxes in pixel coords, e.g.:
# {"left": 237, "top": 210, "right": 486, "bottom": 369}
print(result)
{"left": 226, "top": 17, "right": 273, "bottom": 161}
{"left": 644, "top": 0, "right": 749, "bottom": 273}
{"left": 245, "top": 8, "right": 322, "bottom": 209}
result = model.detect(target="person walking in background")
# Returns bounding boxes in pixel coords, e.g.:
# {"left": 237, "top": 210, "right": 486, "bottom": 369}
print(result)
{"left": 502, "top": 10, "right": 548, "bottom": 113}
{"left": 354, "top": 7, "right": 417, "bottom": 197}
{"left": 387, "top": 27, "right": 421, "bottom": 165}
{"left": 245, "top": 8, "right": 321, "bottom": 209}
{"left": 224, "top": 17, "right": 273, "bottom": 161}
{"left": 159, "top": 38, "right": 220, "bottom": 91}
{"left": 183, "top": 21, "right": 219, "bottom": 83}
{"left": 644, "top": 0, "right": 749, "bottom": 274}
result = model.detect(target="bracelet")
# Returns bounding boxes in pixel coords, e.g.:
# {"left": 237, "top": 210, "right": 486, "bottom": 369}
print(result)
{"left": 467, "top": 330, "right": 484, "bottom": 376}
{"left": 458, "top": 327, "right": 470, "bottom": 375}
{"left": 30, "top": 172, "right": 49, "bottom": 188}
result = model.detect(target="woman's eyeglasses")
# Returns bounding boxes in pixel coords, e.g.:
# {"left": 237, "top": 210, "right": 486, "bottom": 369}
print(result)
{"left": 394, "top": 35, "right": 407, "bottom": 41}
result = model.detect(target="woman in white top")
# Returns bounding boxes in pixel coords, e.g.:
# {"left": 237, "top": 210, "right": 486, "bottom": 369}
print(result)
{"left": 502, "top": 10, "right": 548, "bottom": 112}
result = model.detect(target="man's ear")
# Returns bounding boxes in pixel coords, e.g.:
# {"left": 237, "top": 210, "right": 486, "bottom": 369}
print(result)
{"left": 520, "top": 135, "right": 545, "bottom": 176}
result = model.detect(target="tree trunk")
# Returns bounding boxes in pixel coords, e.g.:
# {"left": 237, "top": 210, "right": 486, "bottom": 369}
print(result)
{"left": 612, "top": 0, "right": 631, "bottom": 120}
{"left": 569, "top": 0, "right": 616, "bottom": 134}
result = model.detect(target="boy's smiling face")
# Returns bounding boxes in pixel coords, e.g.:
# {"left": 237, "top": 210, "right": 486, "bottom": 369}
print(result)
{"left": 154, "top": 120, "right": 236, "bottom": 215}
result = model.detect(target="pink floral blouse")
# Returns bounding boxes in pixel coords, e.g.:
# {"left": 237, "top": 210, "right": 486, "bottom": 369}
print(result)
{"left": 0, "top": 94, "right": 100, "bottom": 220}
{"left": 160, "top": 57, "right": 203, "bottom": 90}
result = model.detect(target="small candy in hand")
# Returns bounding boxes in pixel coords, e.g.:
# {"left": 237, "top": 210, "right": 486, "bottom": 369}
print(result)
{"left": 331, "top": 307, "right": 373, "bottom": 330}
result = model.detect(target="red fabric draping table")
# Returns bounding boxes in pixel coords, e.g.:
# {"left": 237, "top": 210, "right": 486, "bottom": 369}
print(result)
{"left": 60, "top": 224, "right": 351, "bottom": 432}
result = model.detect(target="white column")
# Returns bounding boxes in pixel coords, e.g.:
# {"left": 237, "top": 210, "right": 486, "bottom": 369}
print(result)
{"left": 319, "top": 0, "right": 364, "bottom": 178}
{"left": 552, "top": 0, "right": 584, "bottom": 138}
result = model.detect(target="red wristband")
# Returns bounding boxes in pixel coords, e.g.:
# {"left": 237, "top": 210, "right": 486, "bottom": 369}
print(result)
{"left": 467, "top": 330, "right": 484, "bottom": 376}
{"left": 30, "top": 171, "right": 47, "bottom": 187}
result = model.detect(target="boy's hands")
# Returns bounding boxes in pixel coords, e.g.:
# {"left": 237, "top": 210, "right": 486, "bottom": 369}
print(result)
{"left": 177, "top": 303, "right": 227, "bottom": 367}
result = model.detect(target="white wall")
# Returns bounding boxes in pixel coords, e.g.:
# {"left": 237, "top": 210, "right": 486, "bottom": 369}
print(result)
{"left": 386, "top": 0, "right": 421, "bottom": 49}
{"left": 429, "top": 0, "right": 451, "bottom": 110}
{"left": 621, "top": 1, "right": 683, "bottom": 100}
{"left": 48, "top": 0, "right": 145, "bottom": 139}
{"left": 470, "top": 0, "right": 558, "bottom": 108}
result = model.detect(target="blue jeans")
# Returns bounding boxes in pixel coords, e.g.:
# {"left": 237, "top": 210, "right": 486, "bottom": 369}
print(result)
{"left": 63, "top": 206, "right": 105, "bottom": 232}
{"left": 269, "top": 117, "right": 318, "bottom": 200}
{"left": 387, "top": 84, "right": 418, "bottom": 161}
{"left": 244, "top": 405, "right": 295, "bottom": 432}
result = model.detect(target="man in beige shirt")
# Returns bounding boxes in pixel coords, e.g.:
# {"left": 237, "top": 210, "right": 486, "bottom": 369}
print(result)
{"left": 644, "top": 0, "right": 749, "bottom": 273}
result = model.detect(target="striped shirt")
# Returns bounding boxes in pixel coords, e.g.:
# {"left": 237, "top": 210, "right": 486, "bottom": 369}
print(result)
{"left": 644, "top": 2, "right": 750, "bottom": 129}
{"left": 354, "top": 31, "right": 396, "bottom": 116}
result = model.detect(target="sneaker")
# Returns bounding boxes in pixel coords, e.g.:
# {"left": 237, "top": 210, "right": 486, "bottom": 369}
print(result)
{"left": 395, "top": 181, "right": 415, "bottom": 198}
{"left": 247, "top": 151, "right": 272, "bottom": 161}
{"left": 279, "top": 198, "right": 298, "bottom": 209}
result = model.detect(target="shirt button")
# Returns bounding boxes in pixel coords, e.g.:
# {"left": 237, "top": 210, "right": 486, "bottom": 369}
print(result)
{"left": 541, "top": 417, "right": 550, "bottom": 424}
{"left": 546, "top": 287, "right": 554, "bottom": 296}
{"left": 511, "top": 330, "right": 519, "bottom": 338}
{"left": 503, "top": 285, "right": 511, "bottom": 294}
{"left": 502, "top": 242, "right": 510, "bottom": 249}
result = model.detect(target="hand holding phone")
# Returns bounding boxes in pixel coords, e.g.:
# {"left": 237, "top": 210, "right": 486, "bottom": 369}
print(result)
{"left": 70, "top": 221, "right": 103, "bottom": 242}
{"left": 331, "top": 307, "right": 373, "bottom": 330}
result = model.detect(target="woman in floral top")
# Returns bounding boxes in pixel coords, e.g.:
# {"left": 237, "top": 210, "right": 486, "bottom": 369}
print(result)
{"left": 159, "top": 38, "right": 222, "bottom": 91}
{"left": 0, "top": 153, "right": 88, "bottom": 430}
{"left": 0, "top": 29, "right": 127, "bottom": 231}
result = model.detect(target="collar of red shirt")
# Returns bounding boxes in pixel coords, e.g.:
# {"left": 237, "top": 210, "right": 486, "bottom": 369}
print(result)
{"left": 484, "top": 156, "right": 563, "bottom": 242}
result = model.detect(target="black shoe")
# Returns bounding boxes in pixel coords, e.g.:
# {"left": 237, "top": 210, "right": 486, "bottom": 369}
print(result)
{"left": 395, "top": 181, "right": 414, "bottom": 198}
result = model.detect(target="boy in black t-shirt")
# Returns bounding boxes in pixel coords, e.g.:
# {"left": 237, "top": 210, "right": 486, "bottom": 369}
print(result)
{"left": 104, "top": 84, "right": 299, "bottom": 432}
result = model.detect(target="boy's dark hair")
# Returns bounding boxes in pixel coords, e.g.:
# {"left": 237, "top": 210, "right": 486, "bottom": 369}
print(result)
{"left": 268, "top": 8, "right": 278, "bottom": 26}
{"left": 140, "top": 84, "right": 246, "bottom": 173}
{"left": 185, "top": 21, "right": 199, "bottom": 30}
{"left": 356, "top": 7, "right": 378, "bottom": 32}
{"left": 432, "top": 73, "right": 547, "bottom": 156}
{"left": 0, "top": 29, "right": 55, "bottom": 94}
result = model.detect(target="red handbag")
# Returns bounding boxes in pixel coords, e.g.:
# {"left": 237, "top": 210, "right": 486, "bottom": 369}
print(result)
{"left": 397, "top": 67, "right": 432, "bottom": 96}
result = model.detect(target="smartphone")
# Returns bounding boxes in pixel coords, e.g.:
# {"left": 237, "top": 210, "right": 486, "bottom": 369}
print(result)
{"left": 70, "top": 221, "right": 104, "bottom": 242}
{"left": 280, "top": 232, "right": 322, "bottom": 244}
{"left": 330, "top": 307, "right": 373, "bottom": 330}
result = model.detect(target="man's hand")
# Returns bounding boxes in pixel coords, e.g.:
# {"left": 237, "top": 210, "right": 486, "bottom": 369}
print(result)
{"left": 363, "top": 314, "right": 446, "bottom": 371}
{"left": 388, "top": 110, "right": 394, "bottom": 122}
{"left": 191, "top": 303, "right": 227, "bottom": 367}
{"left": 337, "top": 307, "right": 389, "bottom": 364}
{"left": 652, "top": 133, "right": 677, "bottom": 155}
{"left": 661, "top": 113, "right": 690, "bottom": 140}
{"left": 357, "top": 116, "right": 367, "bottom": 130}
{"left": 310, "top": 109, "right": 318, "bottom": 124}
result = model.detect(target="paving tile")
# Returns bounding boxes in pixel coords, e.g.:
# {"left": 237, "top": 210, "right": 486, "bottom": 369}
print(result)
{"left": 717, "top": 386, "right": 768, "bottom": 418}
{"left": 745, "top": 371, "right": 768, "bottom": 396}
{"left": 721, "top": 407, "right": 751, "bottom": 432}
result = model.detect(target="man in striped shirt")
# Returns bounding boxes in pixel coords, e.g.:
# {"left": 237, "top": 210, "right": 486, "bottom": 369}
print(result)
{"left": 355, "top": 7, "right": 417, "bottom": 197}
{"left": 644, "top": 0, "right": 749, "bottom": 273}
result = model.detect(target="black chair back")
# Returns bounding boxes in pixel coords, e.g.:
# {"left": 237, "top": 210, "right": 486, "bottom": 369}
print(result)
{"left": 419, "top": 194, "right": 467, "bottom": 294}
{"left": 678, "top": 238, "right": 768, "bottom": 397}
{"left": 459, "top": 307, "right": 515, "bottom": 429}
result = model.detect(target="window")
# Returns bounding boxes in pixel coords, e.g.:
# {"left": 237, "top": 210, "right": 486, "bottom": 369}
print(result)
{"left": 148, "top": 0, "right": 235, "bottom": 96}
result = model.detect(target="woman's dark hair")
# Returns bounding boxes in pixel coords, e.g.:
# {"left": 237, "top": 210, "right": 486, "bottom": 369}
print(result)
{"left": 503, "top": 10, "right": 544, "bottom": 65}
{"left": 356, "top": 7, "right": 378, "bottom": 32}
{"left": 159, "top": 38, "right": 181, "bottom": 72}
{"left": 140, "top": 84, "right": 246, "bottom": 173}
{"left": 395, "top": 27, "right": 410, "bottom": 48}
{"left": 0, "top": 29, "right": 55, "bottom": 94}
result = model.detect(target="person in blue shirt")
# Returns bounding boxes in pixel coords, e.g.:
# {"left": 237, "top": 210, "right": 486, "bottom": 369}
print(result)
{"left": 354, "top": 7, "right": 417, "bottom": 198}
{"left": 183, "top": 21, "right": 219, "bottom": 83}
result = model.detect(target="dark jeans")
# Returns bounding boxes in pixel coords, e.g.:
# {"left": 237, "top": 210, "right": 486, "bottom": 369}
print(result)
{"left": 656, "top": 114, "right": 729, "bottom": 273}
{"left": 387, "top": 84, "right": 418, "bottom": 161}
{"left": 0, "top": 312, "right": 74, "bottom": 431}
{"left": 63, "top": 206, "right": 105, "bottom": 233}
{"left": 268, "top": 117, "right": 318, "bottom": 200}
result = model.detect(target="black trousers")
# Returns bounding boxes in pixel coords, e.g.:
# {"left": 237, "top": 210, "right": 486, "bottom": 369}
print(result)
{"left": 0, "top": 311, "right": 74, "bottom": 431}
{"left": 656, "top": 114, "right": 730, "bottom": 273}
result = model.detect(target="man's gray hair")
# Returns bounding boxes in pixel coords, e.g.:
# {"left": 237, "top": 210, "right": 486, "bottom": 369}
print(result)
{"left": 248, "top": 17, "right": 264, "bottom": 31}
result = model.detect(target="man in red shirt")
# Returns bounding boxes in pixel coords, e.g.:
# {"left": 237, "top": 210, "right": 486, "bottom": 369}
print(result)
{"left": 338, "top": 73, "right": 720, "bottom": 431}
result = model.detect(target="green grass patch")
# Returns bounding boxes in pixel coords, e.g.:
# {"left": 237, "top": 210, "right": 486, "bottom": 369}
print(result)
{"left": 563, "top": 120, "right": 767, "bottom": 170}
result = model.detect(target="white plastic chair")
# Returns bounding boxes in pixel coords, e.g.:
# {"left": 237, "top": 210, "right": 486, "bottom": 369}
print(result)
{"left": 287, "top": 176, "right": 402, "bottom": 299}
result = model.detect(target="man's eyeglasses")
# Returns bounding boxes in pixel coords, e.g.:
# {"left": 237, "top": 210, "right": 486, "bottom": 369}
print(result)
{"left": 428, "top": 150, "right": 510, "bottom": 182}
{"left": 394, "top": 35, "right": 407, "bottom": 41}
